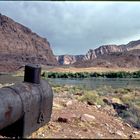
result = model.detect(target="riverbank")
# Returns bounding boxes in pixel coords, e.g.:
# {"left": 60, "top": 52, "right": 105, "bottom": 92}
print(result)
{"left": 0, "top": 83, "right": 140, "bottom": 138}
{"left": 30, "top": 85, "right": 140, "bottom": 139}
{"left": 43, "top": 66, "right": 140, "bottom": 73}
{"left": 12, "top": 66, "right": 140, "bottom": 77}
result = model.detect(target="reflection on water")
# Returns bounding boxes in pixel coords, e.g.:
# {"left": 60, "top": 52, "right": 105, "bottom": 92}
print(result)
{"left": 0, "top": 75, "right": 140, "bottom": 89}
{"left": 49, "top": 78, "right": 140, "bottom": 89}
{"left": 0, "top": 75, "right": 23, "bottom": 84}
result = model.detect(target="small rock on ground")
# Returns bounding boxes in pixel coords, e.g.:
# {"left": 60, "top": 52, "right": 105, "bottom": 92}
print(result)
{"left": 57, "top": 113, "right": 77, "bottom": 123}
{"left": 80, "top": 114, "right": 96, "bottom": 122}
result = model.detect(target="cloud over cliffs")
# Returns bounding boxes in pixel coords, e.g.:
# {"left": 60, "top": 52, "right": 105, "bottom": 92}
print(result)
{"left": 0, "top": 1, "right": 140, "bottom": 55}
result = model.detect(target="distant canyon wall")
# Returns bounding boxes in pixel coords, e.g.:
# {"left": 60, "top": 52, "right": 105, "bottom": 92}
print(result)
{"left": 56, "top": 40, "right": 140, "bottom": 67}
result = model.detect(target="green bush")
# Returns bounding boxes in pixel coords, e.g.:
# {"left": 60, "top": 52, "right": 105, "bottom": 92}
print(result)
{"left": 41, "top": 70, "right": 140, "bottom": 79}
{"left": 79, "top": 91, "right": 104, "bottom": 106}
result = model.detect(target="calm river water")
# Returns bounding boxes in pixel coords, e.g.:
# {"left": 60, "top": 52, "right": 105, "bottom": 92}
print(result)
{"left": 49, "top": 78, "right": 140, "bottom": 89}
{"left": 0, "top": 75, "right": 139, "bottom": 89}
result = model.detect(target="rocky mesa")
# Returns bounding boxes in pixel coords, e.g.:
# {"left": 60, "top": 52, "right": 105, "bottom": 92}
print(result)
{"left": 56, "top": 40, "right": 140, "bottom": 68}
{"left": 0, "top": 13, "right": 58, "bottom": 72}
{"left": 56, "top": 45, "right": 127, "bottom": 65}
{"left": 56, "top": 55, "right": 85, "bottom": 65}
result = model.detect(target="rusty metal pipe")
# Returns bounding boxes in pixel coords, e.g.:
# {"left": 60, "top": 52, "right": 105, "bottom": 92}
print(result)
{"left": 0, "top": 87, "right": 23, "bottom": 130}
{"left": 0, "top": 64, "right": 53, "bottom": 137}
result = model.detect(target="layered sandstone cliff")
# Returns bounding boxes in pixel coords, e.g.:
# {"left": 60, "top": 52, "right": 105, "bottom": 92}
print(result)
{"left": 84, "top": 45, "right": 126, "bottom": 60}
{"left": 56, "top": 45, "right": 127, "bottom": 65}
{"left": 56, "top": 55, "right": 84, "bottom": 65}
{"left": 56, "top": 40, "right": 140, "bottom": 67}
{"left": 0, "top": 13, "right": 57, "bottom": 72}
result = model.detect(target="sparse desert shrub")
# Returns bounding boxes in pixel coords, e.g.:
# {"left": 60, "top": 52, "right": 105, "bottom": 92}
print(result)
{"left": 124, "top": 88, "right": 133, "bottom": 92}
{"left": 69, "top": 85, "right": 85, "bottom": 95}
{"left": 96, "top": 85, "right": 115, "bottom": 96}
{"left": 120, "top": 94, "right": 134, "bottom": 105}
{"left": 52, "top": 86, "right": 64, "bottom": 93}
{"left": 134, "top": 98, "right": 140, "bottom": 107}
{"left": 79, "top": 91, "right": 104, "bottom": 106}
{"left": 115, "top": 88, "right": 132, "bottom": 95}
{"left": 52, "top": 84, "right": 70, "bottom": 93}
{"left": 119, "top": 105, "right": 140, "bottom": 129}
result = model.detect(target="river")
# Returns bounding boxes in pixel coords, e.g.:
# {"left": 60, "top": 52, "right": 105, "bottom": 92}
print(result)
{"left": 0, "top": 75, "right": 140, "bottom": 89}
{"left": 49, "top": 77, "right": 140, "bottom": 89}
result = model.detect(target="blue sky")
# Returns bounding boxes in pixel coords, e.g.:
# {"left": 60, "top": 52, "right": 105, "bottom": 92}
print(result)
{"left": 0, "top": 1, "right": 140, "bottom": 55}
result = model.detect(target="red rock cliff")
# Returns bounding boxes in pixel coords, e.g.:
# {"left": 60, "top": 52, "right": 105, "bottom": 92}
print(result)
{"left": 0, "top": 13, "right": 57, "bottom": 72}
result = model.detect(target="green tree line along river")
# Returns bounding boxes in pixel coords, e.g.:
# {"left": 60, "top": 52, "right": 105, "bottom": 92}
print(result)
{"left": 42, "top": 70, "right": 140, "bottom": 79}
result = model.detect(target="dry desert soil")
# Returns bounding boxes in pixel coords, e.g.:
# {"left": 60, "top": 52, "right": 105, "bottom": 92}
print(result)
{"left": 30, "top": 89, "right": 140, "bottom": 139}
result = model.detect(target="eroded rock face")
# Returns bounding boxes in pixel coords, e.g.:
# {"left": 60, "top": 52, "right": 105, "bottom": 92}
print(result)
{"left": 56, "top": 55, "right": 84, "bottom": 65}
{"left": 84, "top": 45, "right": 126, "bottom": 61}
{"left": 125, "top": 39, "right": 140, "bottom": 51}
{"left": 56, "top": 45, "right": 126, "bottom": 65}
{"left": 0, "top": 13, "right": 57, "bottom": 72}
{"left": 56, "top": 40, "right": 140, "bottom": 67}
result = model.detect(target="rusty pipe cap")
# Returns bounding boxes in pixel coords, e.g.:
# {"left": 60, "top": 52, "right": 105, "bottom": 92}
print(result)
{"left": 24, "top": 64, "right": 41, "bottom": 84}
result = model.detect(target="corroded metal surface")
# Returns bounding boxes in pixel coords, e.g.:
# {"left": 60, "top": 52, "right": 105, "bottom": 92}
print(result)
{"left": 0, "top": 87, "right": 23, "bottom": 130}
{"left": 24, "top": 64, "right": 41, "bottom": 84}
{"left": 0, "top": 64, "right": 53, "bottom": 138}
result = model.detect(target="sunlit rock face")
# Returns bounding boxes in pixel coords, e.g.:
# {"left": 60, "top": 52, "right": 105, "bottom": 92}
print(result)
{"left": 56, "top": 39, "right": 140, "bottom": 67}
{"left": 56, "top": 55, "right": 85, "bottom": 65}
{"left": 0, "top": 13, "right": 58, "bottom": 72}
